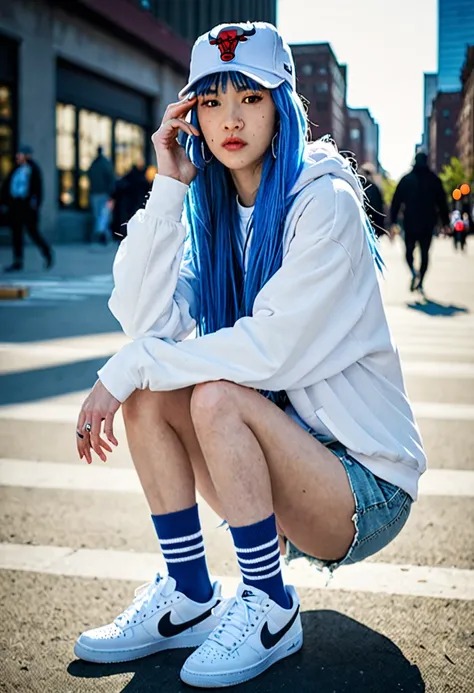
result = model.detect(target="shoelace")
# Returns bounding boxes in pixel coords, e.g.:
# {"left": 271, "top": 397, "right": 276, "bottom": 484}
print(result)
{"left": 209, "top": 595, "right": 262, "bottom": 652}
{"left": 114, "top": 573, "right": 164, "bottom": 627}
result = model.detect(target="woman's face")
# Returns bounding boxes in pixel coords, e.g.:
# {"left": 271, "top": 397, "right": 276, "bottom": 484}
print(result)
{"left": 196, "top": 80, "right": 276, "bottom": 171}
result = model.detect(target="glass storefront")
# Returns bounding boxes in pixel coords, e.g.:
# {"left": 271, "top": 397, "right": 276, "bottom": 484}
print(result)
{"left": 0, "top": 85, "right": 14, "bottom": 184}
{"left": 56, "top": 104, "right": 145, "bottom": 209}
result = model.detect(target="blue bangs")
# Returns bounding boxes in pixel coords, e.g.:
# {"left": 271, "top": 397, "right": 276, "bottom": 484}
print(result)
{"left": 183, "top": 72, "right": 307, "bottom": 336}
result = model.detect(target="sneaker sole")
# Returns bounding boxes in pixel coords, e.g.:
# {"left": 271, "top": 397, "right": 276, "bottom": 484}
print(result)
{"left": 74, "top": 629, "right": 213, "bottom": 664}
{"left": 180, "top": 629, "right": 303, "bottom": 688}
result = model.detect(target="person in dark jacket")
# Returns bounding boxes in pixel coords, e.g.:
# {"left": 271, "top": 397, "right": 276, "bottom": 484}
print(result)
{"left": 361, "top": 163, "right": 386, "bottom": 237}
{"left": 390, "top": 152, "right": 450, "bottom": 294}
{"left": 111, "top": 161, "right": 150, "bottom": 240}
{"left": 0, "top": 145, "right": 53, "bottom": 272}
{"left": 87, "top": 146, "right": 115, "bottom": 243}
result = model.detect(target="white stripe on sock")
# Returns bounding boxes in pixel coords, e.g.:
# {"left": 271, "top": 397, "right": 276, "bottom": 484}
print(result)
{"left": 158, "top": 529, "right": 202, "bottom": 545}
{"left": 234, "top": 536, "right": 278, "bottom": 554}
{"left": 161, "top": 540, "right": 204, "bottom": 555}
{"left": 241, "top": 564, "right": 282, "bottom": 581}
{"left": 238, "top": 557, "right": 281, "bottom": 574}
{"left": 164, "top": 549, "right": 206, "bottom": 563}
{"left": 237, "top": 547, "right": 281, "bottom": 565}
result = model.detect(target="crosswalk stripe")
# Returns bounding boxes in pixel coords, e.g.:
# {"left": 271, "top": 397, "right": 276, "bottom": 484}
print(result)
{"left": 0, "top": 542, "right": 472, "bottom": 601}
{"left": 1, "top": 459, "right": 472, "bottom": 497}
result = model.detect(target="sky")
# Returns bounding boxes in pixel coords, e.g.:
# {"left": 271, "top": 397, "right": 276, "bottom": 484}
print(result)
{"left": 277, "top": 0, "right": 438, "bottom": 179}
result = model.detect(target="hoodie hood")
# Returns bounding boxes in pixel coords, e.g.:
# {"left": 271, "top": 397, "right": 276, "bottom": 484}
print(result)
{"left": 291, "top": 139, "right": 365, "bottom": 204}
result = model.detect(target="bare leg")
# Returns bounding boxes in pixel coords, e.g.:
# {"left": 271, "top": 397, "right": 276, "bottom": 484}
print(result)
{"left": 190, "top": 381, "right": 356, "bottom": 562}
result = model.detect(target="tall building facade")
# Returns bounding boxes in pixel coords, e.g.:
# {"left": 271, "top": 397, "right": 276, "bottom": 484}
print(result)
{"left": 438, "top": 0, "right": 474, "bottom": 92}
{"left": 135, "top": 0, "right": 277, "bottom": 42}
{"left": 429, "top": 91, "right": 461, "bottom": 172}
{"left": 290, "top": 43, "right": 348, "bottom": 149}
{"left": 458, "top": 46, "right": 474, "bottom": 176}
{"left": 0, "top": 0, "right": 190, "bottom": 242}
{"left": 421, "top": 73, "right": 438, "bottom": 152}
{"left": 347, "top": 108, "right": 380, "bottom": 169}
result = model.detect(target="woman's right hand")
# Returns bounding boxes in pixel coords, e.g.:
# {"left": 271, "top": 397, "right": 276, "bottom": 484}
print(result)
{"left": 151, "top": 95, "right": 200, "bottom": 186}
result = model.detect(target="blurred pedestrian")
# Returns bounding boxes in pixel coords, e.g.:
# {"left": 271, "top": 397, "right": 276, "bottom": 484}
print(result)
{"left": 87, "top": 146, "right": 115, "bottom": 244}
{"left": 361, "top": 162, "right": 385, "bottom": 237}
{"left": 111, "top": 160, "right": 150, "bottom": 240}
{"left": 0, "top": 145, "right": 53, "bottom": 272}
{"left": 390, "top": 152, "right": 450, "bottom": 295}
{"left": 451, "top": 211, "right": 469, "bottom": 251}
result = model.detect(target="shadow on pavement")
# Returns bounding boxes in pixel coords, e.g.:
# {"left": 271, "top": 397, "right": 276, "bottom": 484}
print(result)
{"left": 406, "top": 297, "right": 469, "bottom": 317}
{"left": 0, "top": 357, "right": 109, "bottom": 405}
{"left": 0, "top": 296, "right": 119, "bottom": 343}
{"left": 67, "top": 610, "right": 424, "bottom": 692}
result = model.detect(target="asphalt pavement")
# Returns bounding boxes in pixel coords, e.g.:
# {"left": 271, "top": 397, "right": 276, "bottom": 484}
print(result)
{"left": 0, "top": 236, "right": 473, "bottom": 692}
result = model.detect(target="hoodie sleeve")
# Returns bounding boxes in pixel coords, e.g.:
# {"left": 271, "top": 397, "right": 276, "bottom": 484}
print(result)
{"left": 107, "top": 175, "right": 198, "bottom": 341}
{"left": 98, "top": 177, "right": 373, "bottom": 403}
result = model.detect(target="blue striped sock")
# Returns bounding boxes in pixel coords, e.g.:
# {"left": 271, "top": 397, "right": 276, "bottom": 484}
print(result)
{"left": 229, "top": 514, "right": 290, "bottom": 609}
{"left": 151, "top": 504, "right": 213, "bottom": 603}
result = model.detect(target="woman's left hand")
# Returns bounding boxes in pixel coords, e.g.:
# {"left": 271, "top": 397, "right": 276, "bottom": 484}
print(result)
{"left": 76, "top": 379, "right": 121, "bottom": 464}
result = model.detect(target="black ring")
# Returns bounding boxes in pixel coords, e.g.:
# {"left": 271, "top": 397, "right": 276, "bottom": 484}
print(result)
{"left": 76, "top": 431, "right": 84, "bottom": 439}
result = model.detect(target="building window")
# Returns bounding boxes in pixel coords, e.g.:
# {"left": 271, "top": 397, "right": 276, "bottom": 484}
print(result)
{"left": 350, "top": 128, "right": 361, "bottom": 140}
{"left": 56, "top": 103, "right": 77, "bottom": 208}
{"left": 301, "top": 63, "right": 313, "bottom": 76}
{"left": 445, "top": 128, "right": 452, "bottom": 136}
{"left": 442, "top": 109, "right": 450, "bottom": 117}
{"left": 318, "top": 66, "right": 328, "bottom": 75}
{"left": 56, "top": 103, "right": 145, "bottom": 210}
{"left": 115, "top": 120, "right": 145, "bottom": 177}
{"left": 315, "top": 82, "right": 329, "bottom": 93}
{"left": 0, "top": 84, "right": 14, "bottom": 185}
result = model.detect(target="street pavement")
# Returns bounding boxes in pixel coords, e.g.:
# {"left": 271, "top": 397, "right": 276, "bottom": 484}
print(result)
{"left": 0, "top": 236, "right": 473, "bottom": 692}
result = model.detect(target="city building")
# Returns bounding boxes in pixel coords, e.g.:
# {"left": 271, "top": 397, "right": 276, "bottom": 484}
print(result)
{"left": 458, "top": 46, "right": 474, "bottom": 177}
{"left": 438, "top": 0, "right": 474, "bottom": 92}
{"left": 348, "top": 108, "right": 380, "bottom": 170}
{"left": 0, "top": 0, "right": 191, "bottom": 243}
{"left": 290, "top": 43, "right": 348, "bottom": 149}
{"left": 429, "top": 91, "right": 461, "bottom": 172}
{"left": 136, "top": 0, "right": 276, "bottom": 43}
{"left": 421, "top": 73, "right": 438, "bottom": 152}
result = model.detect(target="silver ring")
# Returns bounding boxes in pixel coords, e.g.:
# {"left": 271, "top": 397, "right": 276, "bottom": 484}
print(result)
{"left": 85, "top": 422, "right": 92, "bottom": 433}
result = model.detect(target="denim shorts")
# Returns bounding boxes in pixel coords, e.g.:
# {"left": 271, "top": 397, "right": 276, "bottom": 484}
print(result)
{"left": 285, "top": 414, "right": 413, "bottom": 573}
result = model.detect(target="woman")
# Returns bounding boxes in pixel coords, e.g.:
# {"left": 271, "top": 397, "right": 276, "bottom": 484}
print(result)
{"left": 74, "top": 22, "right": 425, "bottom": 688}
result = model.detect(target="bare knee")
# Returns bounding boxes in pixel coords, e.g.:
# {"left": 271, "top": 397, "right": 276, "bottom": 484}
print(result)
{"left": 123, "top": 387, "right": 192, "bottom": 427}
{"left": 190, "top": 381, "right": 240, "bottom": 427}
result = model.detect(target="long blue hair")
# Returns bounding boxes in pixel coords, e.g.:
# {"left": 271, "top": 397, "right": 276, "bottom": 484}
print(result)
{"left": 182, "top": 71, "right": 307, "bottom": 336}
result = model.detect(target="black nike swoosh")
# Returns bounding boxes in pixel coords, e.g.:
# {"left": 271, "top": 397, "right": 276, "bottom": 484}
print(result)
{"left": 260, "top": 605, "right": 300, "bottom": 650}
{"left": 157, "top": 601, "right": 219, "bottom": 638}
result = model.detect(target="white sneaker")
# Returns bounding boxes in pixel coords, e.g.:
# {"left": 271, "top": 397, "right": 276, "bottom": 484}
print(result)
{"left": 180, "top": 583, "right": 302, "bottom": 688}
{"left": 74, "top": 574, "right": 221, "bottom": 664}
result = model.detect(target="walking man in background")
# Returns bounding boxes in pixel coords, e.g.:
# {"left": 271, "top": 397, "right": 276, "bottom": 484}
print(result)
{"left": 390, "top": 152, "right": 450, "bottom": 296}
{"left": 0, "top": 145, "right": 53, "bottom": 273}
{"left": 87, "top": 146, "right": 115, "bottom": 244}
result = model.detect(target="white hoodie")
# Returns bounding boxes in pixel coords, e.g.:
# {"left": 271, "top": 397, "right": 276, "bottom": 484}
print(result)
{"left": 98, "top": 142, "right": 426, "bottom": 500}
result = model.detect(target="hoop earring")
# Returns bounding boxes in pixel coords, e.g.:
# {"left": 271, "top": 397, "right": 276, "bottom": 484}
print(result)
{"left": 201, "top": 140, "right": 213, "bottom": 164}
{"left": 271, "top": 132, "right": 278, "bottom": 160}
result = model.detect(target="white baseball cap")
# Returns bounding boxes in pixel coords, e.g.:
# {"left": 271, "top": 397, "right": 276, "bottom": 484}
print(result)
{"left": 178, "top": 22, "right": 296, "bottom": 98}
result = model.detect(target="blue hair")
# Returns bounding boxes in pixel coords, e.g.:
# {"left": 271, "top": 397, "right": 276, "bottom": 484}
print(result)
{"left": 183, "top": 71, "right": 307, "bottom": 336}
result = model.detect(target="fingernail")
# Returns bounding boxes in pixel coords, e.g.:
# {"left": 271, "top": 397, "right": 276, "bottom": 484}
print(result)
{"left": 187, "top": 91, "right": 196, "bottom": 100}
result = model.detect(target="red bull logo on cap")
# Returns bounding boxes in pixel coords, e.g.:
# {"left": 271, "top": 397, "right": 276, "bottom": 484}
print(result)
{"left": 209, "top": 23, "right": 256, "bottom": 62}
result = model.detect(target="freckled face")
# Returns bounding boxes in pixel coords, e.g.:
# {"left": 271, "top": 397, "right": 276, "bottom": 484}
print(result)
{"left": 197, "top": 81, "right": 276, "bottom": 170}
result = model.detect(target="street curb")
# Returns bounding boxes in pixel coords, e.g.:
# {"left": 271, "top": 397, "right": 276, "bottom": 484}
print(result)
{"left": 0, "top": 286, "right": 29, "bottom": 300}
